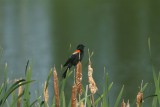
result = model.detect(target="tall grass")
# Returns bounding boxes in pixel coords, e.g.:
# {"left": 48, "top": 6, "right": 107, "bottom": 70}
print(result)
{"left": 0, "top": 41, "right": 160, "bottom": 107}
{"left": 152, "top": 67, "right": 160, "bottom": 107}
{"left": 0, "top": 59, "right": 35, "bottom": 107}
{"left": 0, "top": 62, "right": 156, "bottom": 107}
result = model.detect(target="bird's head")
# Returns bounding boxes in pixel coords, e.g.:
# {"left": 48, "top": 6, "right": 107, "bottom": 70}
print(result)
{"left": 77, "top": 44, "right": 85, "bottom": 51}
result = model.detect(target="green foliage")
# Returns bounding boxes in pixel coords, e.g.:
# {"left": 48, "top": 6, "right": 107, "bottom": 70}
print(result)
{"left": 152, "top": 66, "right": 160, "bottom": 107}
{"left": 0, "top": 78, "right": 34, "bottom": 106}
{"left": 62, "top": 91, "right": 66, "bottom": 107}
{"left": 45, "top": 68, "right": 53, "bottom": 92}
{"left": 0, "top": 43, "right": 160, "bottom": 107}
{"left": 114, "top": 85, "right": 124, "bottom": 107}
{"left": 0, "top": 59, "right": 35, "bottom": 107}
{"left": 23, "top": 66, "right": 33, "bottom": 107}
{"left": 95, "top": 72, "right": 113, "bottom": 107}
{"left": 0, "top": 63, "right": 159, "bottom": 107}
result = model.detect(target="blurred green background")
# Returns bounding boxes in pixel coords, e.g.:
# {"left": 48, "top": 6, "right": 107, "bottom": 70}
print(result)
{"left": 0, "top": 0, "right": 160, "bottom": 106}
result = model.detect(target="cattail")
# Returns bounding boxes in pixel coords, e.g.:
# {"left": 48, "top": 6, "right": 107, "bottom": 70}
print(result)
{"left": 71, "top": 84, "right": 77, "bottom": 107}
{"left": 43, "top": 81, "right": 49, "bottom": 103}
{"left": 126, "top": 100, "right": 130, "bottom": 107}
{"left": 136, "top": 92, "right": 143, "bottom": 107}
{"left": 53, "top": 67, "right": 60, "bottom": 107}
{"left": 88, "top": 64, "right": 98, "bottom": 94}
{"left": 17, "top": 83, "right": 23, "bottom": 107}
{"left": 88, "top": 59, "right": 98, "bottom": 107}
{"left": 75, "top": 61, "right": 82, "bottom": 95}
{"left": 121, "top": 99, "right": 126, "bottom": 107}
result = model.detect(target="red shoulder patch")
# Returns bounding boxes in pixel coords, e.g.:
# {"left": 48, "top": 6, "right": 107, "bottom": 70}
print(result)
{"left": 73, "top": 50, "right": 80, "bottom": 54}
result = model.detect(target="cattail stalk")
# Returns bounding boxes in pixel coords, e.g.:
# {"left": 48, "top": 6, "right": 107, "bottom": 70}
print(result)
{"left": 90, "top": 94, "right": 95, "bottom": 107}
{"left": 17, "top": 84, "right": 23, "bottom": 107}
{"left": 84, "top": 85, "right": 88, "bottom": 107}
{"left": 71, "top": 84, "right": 77, "bottom": 107}
{"left": 75, "top": 61, "right": 82, "bottom": 95}
{"left": 53, "top": 67, "right": 60, "bottom": 107}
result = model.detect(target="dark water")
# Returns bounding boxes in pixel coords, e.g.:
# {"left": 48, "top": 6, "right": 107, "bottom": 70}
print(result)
{"left": 0, "top": 0, "right": 160, "bottom": 106}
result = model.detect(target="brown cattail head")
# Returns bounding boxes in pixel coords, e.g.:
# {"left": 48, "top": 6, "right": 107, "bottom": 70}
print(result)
{"left": 43, "top": 81, "right": 49, "bottom": 103}
{"left": 136, "top": 92, "right": 143, "bottom": 107}
{"left": 53, "top": 67, "right": 60, "bottom": 107}
{"left": 88, "top": 64, "right": 98, "bottom": 94}
{"left": 121, "top": 99, "right": 126, "bottom": 107}
{"left": 71, "top": 84, "right": 77, "bottom": 107}
{"left": 17, "top": 82, "right": 23, "bottom": 107}
{"left": 75, "top": 61, "right": 82, "bottom": 95}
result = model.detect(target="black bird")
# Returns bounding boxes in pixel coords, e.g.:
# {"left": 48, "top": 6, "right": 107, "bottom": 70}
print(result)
{"left": 62, "top": 44, "right": 85, "bottom": 78}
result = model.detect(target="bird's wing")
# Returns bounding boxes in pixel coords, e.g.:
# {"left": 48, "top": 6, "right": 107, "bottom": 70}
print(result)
{"left": 63, "top": 50, "right": 80, "bottom": 67}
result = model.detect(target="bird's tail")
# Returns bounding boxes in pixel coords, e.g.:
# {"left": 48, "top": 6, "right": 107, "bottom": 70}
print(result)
{"left": 62, "top": 66, "right": 70, "bottom": 78}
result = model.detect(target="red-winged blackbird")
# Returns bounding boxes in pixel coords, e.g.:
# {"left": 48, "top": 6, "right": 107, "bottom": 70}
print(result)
{"left": 62, "top": 44, "right": 85, "bottom": 78}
